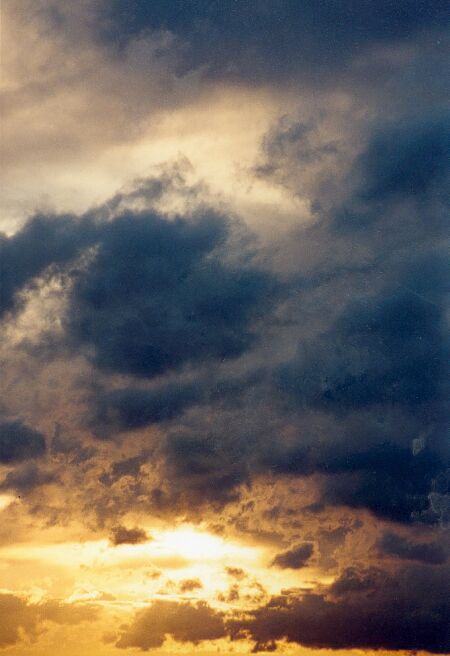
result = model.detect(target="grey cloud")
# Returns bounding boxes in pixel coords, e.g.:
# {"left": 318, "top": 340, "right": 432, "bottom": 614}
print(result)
{"left": 99, "top": 1, "right": 448, "bottom": 85}
{"left": 0, "top": 421, "right": 46, "bottom": 464}
{"left": 230, "top": 564, "right": 450, "bottom": 653}
{"left": 0, "top": 214, "right": 96, "bottom": 318}
{"left": 66, "top": 209, "right": 276, "bottom": 379}
{"left": 378, "top": 530, "right": 448, "bottom": 565}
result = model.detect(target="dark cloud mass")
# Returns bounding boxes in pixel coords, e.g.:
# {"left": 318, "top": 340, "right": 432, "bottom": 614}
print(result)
{"left": 0, "top": 421, "right": 46, "bottom": 464}
{"left": 67, "top": 210, "right": 274, "bottom": 378}
{"left": 231, "top": 564, "right": 450, "bottom": 653}
{"left": 268, "top": 113, "right": 450, "bottom": 523}
{"left": 378, "top": 530, "right": 448, "bottom": 565}
{"left": 0, "top": 214, "right": 96, "bottom": 318}
{"left": 100, "top": 0, "right": 448, "bottom": 82}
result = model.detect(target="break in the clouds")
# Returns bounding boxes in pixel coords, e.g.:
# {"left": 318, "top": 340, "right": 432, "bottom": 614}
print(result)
{"left": 1, "top": 2, "right": 449, "bottom": 655}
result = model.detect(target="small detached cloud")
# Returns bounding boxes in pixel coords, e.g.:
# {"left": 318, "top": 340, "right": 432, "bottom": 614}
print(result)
{"left": 271, "top": 543, "right": 314, "bottom": 569}
{"left": 109, "top": 525, "right": 150, "bottom": 546}
{"left": 178, "top": 578, "right": 203, "bottom": 593}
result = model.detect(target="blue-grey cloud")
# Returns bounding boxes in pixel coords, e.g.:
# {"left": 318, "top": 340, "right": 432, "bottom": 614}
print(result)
{"left": 66, "top": 210, "right": 276, "bottom": 378}
{"left": 0, "top": 421, "right": 46, "bottom": 464}
{"left": 378, "top": 530, "right": 448, "bottom": 565}
{"left": 98, "top": 0, "right": 448, "bottom": 84}
{"left": 0, "top": 214, "right": 96, "bottom": 318}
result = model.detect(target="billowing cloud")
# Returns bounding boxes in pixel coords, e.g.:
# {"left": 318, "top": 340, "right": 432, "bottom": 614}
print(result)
{"left": 115, "top": 600, "right": 225, "bottom": 650}
{"left": 67, "top": 210, "right": 275, "bottom": 378}
{"left": 1, "top": 3, "right": 448, "bottom": 654}
{"left": 230, "top": 564, "right": 450, "bottom": 653}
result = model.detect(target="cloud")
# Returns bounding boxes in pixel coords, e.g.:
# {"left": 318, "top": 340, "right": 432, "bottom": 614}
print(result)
{"left": 265, "top": 115, "right": 450, "bottom": 522}
{"left": 99, "top": 0, "right": 448, "bottom": 84}
{"left": 178, "top": 578, "right": 203, "bottom": 593}
{"left": 355, "top": 115, "right": 450, "bottom": 203}
{"left": 0, "top": 593, "right": 98, "bottom": 648}
{"left": 0, "top": 214, "right": 96, "bottom": 318}
{"left": 271, "top": 543, "right": 314, "bottom": 569}
{"left": 66, "top": 209, "right": 275, "bottom": 378}
{"left": 0, "top": 421, "right": 46, "bottom": 464}
{"left": 88, "top": 382, "right": 202, "bottom": 436}
{"left": 115, "top": 564, "right": 450, "bottom": 653}
{"left": 230, "top": 564, "right": 450, "bottom": 653}
{"left": 0, "top": 463, "right": 56, "bottom": 493}
{"left": 115, "top": 600, "right": 225, "bottom": 650}
{"left": 109, "top": 525, "right": 149, "bottom": 546}
{"left": 163, "top": 427, "right": 250, "bottom": 507}
{"left": 378, "top": 530, "right": 448, "bottom": 565}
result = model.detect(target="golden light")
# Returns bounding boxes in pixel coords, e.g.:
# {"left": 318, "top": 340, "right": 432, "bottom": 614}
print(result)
{"left": 0, "top": 494, "right": 15, "bottom": 511}
{"left": 152, "top": 525, "right": 256, "bottom": 562}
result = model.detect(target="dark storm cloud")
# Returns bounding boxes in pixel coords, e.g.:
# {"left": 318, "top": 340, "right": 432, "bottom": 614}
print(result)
{"left": 229, "top": 564, "right": 450, "bottom": 653}
{"left": 89, "top": 382, "right": 202, "bottom": 436}
{"left": 0, "top": 421, "right": 46, "bottom": 464}
{"left": 355, "top": 116, "right": 450, "bottom": 204}
{"left": 3, "top": 100, "right": 448, "bottom": 529}
{"left": 2, "top": 185, "right": 277, "bottom": 384}
{"left": 0, "top": 214, "right": 96, "bottom": 318}
{"left": 99, "top": 0, "right": 448, "bottom": 83}
{"left": 378, "top": 530, "right": 448, "bottom": 565}
{"left": 264, "top": 112, "right": 450, "bottom": 522}
{"left": 271, "top": 542, "right": 314, "bottom": 569}
{"left": 67, "top": 210, "right": 275, "bottom": 378}
{"left": 277, "top": 276, "right": 447, "bottom": 412}
{"left": 272, "top": 254, "right": 448, "bottom": 522}
{"left": 335, "top": 115, "right": 450, "bottom": 230}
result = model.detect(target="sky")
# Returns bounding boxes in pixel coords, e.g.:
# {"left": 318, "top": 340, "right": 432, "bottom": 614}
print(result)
{"left": 0, "top": 1, "right": 449, "bottom": 655}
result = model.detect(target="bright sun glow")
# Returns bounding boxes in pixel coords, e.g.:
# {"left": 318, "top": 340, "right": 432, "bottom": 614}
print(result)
{"left": 153, "top": 525, "right": 253, "bottom": 561}
{"left": 0, "top": 525, "right": 260, "bottom": 570}
{"left": 0, "top": 494, "right": 14, "bottom": 511}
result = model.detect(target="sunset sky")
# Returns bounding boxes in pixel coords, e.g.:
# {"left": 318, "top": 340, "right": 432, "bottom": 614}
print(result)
{"left": 0, "top": 2, "right": 449, "bottom": 655}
